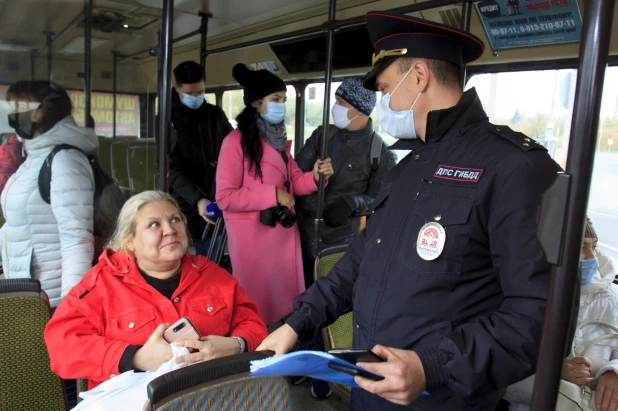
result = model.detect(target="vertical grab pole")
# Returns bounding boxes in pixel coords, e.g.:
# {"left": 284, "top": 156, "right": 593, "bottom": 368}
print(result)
{"left": 530, "top": 0, "right": 615, "bottom": 409}
{"left": 157, "top": 0, "right": 174, "bottom": 193}
{"left": 45, "top": 31, "right": 54, "bottom": 81}
{"left": 199, "top": 12, "right": 212, "bottom": 82}
{"left": 460, "top": 1, "right": 472, "bottom": 88}
{"left": 312, "top": 0, "right": 337, "bottom": 257}
{"left": 112, "top": 51, "right": 119, "bottom": 139}
{"left": 30, "top": 49, "right": 36, "bottom": 80}
{"left": 84, "top": 0, "right": 93, "bottom": 128}
{"left": 294, "top": 83, "right": 307, "bottom": 155}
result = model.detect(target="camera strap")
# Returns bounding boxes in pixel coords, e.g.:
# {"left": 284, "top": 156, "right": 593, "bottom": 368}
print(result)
{"left": 280, "top": 151, "right": 290, "bottom": 193}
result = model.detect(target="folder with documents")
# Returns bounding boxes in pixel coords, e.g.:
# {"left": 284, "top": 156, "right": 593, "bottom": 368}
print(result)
{"left": 249, "top": 350, "right": 383, "bottom": 388}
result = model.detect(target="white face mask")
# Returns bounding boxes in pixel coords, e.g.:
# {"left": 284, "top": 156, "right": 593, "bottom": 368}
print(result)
{"left": 375, "top": 67, "right": 422, "bottom": 139}
{"left": 331, "top": 104, "right": 358, "bottom": 129}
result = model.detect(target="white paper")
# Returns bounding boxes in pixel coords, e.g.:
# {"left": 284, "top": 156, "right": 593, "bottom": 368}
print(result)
{"left": 72, "top": 343, "right": 190, "bottom": 411}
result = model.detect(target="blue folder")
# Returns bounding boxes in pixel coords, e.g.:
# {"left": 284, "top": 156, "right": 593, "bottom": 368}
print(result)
{"left": 249, "top": 350, "right": 380, "bottom": 388}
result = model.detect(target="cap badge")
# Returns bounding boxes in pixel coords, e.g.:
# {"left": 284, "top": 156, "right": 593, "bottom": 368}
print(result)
{"left": 372, "top": 48, "right": 408, "bottom": 66}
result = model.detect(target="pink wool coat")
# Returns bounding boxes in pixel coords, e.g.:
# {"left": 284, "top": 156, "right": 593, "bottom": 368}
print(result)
{"left": 216, "top": 129, "right": 319, "bottom": 325}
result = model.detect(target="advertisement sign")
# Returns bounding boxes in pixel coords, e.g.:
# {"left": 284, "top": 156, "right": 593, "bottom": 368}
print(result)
{"left": 475, "top": 0, "right": 582, "bottom": 50}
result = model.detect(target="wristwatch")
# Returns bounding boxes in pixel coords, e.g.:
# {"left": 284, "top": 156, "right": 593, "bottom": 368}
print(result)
{"left": 231, "top": 336, "right": 246, "bottom": 353}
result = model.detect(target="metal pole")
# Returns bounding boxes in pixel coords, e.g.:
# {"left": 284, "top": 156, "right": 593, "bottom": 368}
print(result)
{"left": 530, "top": 0, "right": 615, "bottom": 409}
{"left": 158, "top": 0, "right": 174, "bottom": 193}
{"left": 294, "top": 84, "right": 307, "bottom": 155}
{"left": 84, "top": 0, "right": 93, "bottom": 128}
{"left": 30, "top": 49, "right": 36, "bottom": 81}
{"left": 117, "top": 28, "right": 201, "bottom": 62}
{"left": 199, "top": 12, "right": 212, "bottom": 82}
{"left": 44, "top": 31, "right": 54, "bottom": 81}
{"left": 112, "top": 51, "right": 120, "bottom": 139}
{"left": 312, "top": 0, "right": 336, "bottom": 257}
{"left": 460, "top": 1, "right": 472, "bottom": 88}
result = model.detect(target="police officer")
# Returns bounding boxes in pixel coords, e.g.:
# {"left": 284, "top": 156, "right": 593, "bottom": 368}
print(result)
{"left": 259, "top": 11, "right": 561, "bottom": 411}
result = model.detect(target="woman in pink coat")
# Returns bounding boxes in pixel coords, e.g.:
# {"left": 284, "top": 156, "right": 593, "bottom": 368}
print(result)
{"left": 216, "top": 64, "right": 333, "bottom": 325}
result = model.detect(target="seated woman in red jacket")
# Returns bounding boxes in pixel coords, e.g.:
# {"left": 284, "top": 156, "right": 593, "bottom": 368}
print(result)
{"left": 44, "top": 190, "right": 267, "bottom": 390}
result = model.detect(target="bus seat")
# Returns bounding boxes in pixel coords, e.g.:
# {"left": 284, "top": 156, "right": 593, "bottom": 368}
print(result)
{"left": 314, "top": 244, "right": 352, "bottom": 404}
{"left": 143, "top": 351, "right": 290, "bottom": 411}
{"left": 0, "top": 279, "right": 66, "bottom": 411}
{"left": 110, "top": 139, "right": 132, "bottom": 194}
{"left": 127, "top": 140, "right": 157, "bottom": 194}
{"left": 97, "top": 136, "right": 113, "bottom": 176}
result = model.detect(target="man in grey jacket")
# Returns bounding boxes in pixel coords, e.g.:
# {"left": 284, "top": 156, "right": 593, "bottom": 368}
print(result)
{"left": 296, "top": 77, "right": 396, "bottom": 288}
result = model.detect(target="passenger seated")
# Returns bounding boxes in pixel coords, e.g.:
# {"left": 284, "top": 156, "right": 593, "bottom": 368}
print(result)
{"left": 503, "top": 217, "right": 618, "bottom": 411}
{"left": 44, "top": 190, "right": 267, "bottom": 390}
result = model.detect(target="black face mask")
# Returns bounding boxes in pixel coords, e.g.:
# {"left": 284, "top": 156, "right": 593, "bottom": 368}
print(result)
{"left": 8, "top": 110, "right": 39, "bottom": 140}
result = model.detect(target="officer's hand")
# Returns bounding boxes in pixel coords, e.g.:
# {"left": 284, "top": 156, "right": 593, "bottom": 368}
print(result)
{"left": 596, "top": 371, "right": 618, "bottom": 411}
{"left": 197, "top": 198, "right": 216, "bottom": 225}
{"left": 256, "top": 324, "right": 299, "bottom": 355}
{"left": 355, "top": 345, "right": 426, "bottom": 406}
{"left": 561, "top": 356, "right": 595, "bottom": 385}
{"left": 323, "top": 198, "right": 354, "bottom": 227}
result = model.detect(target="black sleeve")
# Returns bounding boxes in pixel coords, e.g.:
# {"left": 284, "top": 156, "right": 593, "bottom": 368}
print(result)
{"left": 169, "top": 143, "right": 208, "bottom": 206}
{"left": 119, "top": 345, "right": 143, "bottom": 373}
{"left": 217, "top": 106, "right": 234, "bottom": 138}
{"left": 295, "top": 128, "right": 320, "bottom": 172}
{"left": 286, "top": 226, "right": 366, "bottom": 338}
{"left": 416, "top": 151, "right": 561, "bottom": 396}
{"left": 345, "top": 144, "right": 397, "bottom": 216}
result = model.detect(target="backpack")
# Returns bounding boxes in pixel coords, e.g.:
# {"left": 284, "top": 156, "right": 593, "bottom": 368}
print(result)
{"left": 324, "top": 125, "right": 383, "bottom": 171}
{"left": 38, "top": 144, "right": 128, "bottom": 242}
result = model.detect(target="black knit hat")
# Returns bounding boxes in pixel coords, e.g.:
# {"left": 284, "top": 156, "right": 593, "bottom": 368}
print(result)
{"left": 584, "top": 217, "right": 598, "bottom": 239}
{"left": 232, "top": 64, "right": 286, "bottom": 106}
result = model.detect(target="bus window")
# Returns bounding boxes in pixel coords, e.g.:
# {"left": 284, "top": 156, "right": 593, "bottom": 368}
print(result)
{"left": 304, "top": 82, "right": 342, "bottom": 142}
{"left": 467, "top": 67, "right": 618, "bottom": 263}
{"left": 222, "top": 89, "right": 243, "bottom": 129}
{"left": 205, "top": 93, "right": 216, "bottom": 106}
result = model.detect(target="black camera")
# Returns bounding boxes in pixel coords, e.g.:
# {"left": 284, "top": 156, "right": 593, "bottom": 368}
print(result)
{"left": 260, "top": 206, "right": 296, "bottom": 228}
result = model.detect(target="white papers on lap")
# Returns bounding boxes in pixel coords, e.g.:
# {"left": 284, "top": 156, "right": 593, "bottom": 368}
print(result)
{"left": 72, "top": 344, "right": 190, "bottom": 411}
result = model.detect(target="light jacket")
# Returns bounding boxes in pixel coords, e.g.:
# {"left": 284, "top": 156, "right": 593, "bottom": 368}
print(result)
{"left": 44, "top": 250, "right": 267, "bottom": 390}
{"left": 0, "top": 116, "right": 96, "bottom": 307}
{"left": 504, "top": 252, "right": 618, "bottom": 410}
{"left": 216, "top": 128, "right": 319, "bottom": 325}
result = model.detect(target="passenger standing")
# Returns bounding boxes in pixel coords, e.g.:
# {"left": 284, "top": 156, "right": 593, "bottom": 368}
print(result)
{"left": 0, "top": 81, "right": 96, "bottom": 308}
{"left": 259, "top": 12, "right": 561, "bottom": 411}
{"left": 216, "top": 63, "right": 333, "bottom": 325}
{"left": 169, "top": 61, "right": 233, "bottom": 254}
{"left": 0, "top": 134, "right": 25, "bottom": 194}
{"left": 296, "top": 77, "right": 396, "bottom": 288}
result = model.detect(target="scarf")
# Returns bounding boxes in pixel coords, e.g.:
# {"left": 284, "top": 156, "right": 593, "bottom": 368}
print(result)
{"left": 256, "top": 116, "right": 287, "bottom": 151}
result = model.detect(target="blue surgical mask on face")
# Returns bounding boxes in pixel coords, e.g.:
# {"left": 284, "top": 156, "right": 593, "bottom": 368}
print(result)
{"left": 181, "top": 93, "right": 204, "bottom": 110}
{"left": 260, "top": 101, "right": 286, "bottom": 125}
{"left": 375, "top": 67, "right": 422, "bottom": 139}
{"left": 581, "top": 257, "right": 599, "bottom": 284}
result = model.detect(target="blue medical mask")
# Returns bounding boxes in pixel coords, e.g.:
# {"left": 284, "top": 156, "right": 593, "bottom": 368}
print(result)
{"left": 181, "top": 93, "right": 204, "bottom": 110}
{"left": 375, "top": 67, "right": 422, "bottom": 139}
{"left": 260, "top": 101, "right": 286, "bottom": 125}
{"left": 581, "top": 257, "right": 599, "bottom": 284}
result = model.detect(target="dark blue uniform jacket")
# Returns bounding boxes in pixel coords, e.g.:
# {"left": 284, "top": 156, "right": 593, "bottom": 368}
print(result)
{"left": 287, "top": 88, "right": 562, "bottom": 410}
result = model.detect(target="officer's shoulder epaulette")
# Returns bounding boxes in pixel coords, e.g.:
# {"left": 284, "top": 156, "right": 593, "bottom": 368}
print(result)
{"left": 490, "top": 125, "right": 548, "bottom": 153}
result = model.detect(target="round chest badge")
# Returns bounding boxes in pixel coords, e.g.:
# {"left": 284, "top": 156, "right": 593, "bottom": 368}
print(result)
{"left": 416, "top": 222, "right": 446, "bottom": 261}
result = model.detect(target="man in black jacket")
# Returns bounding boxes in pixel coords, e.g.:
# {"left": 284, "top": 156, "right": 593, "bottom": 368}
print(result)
{"left": 296, "top": 77, "right": 396, "bottom": 288}
{"left": 259, "top": 12, "right": 561, "bottom": 411}
{"left": 169, "top": 61, "right": 233, "bottom": 254}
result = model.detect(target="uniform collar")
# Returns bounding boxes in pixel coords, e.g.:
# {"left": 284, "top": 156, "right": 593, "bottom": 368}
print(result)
{"left": 389, "top": 87, "right": 487, "bottom": 150}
